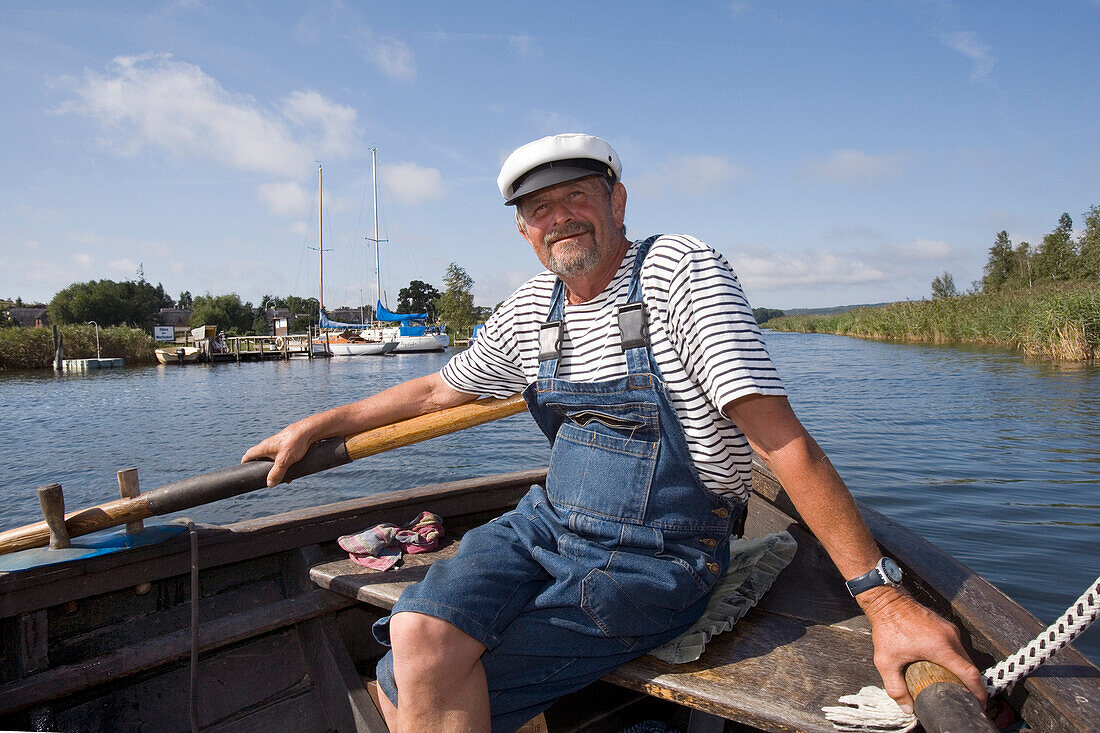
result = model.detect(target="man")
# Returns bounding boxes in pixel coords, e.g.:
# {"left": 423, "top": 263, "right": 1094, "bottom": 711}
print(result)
{"left": 244, "top": 133, "right": 986, "bottom": 732}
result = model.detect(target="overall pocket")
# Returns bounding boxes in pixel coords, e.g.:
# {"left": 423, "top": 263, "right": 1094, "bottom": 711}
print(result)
{"left": 545, "top": 402, "right": 660, "bottom": 522}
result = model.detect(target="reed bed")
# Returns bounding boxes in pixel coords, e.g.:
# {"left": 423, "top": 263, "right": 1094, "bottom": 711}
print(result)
{"left": 0, "top": 325, "right": 157, "bottom": 370}
{"left": 766, "top": 286, "right": 1099, "bottom": 363}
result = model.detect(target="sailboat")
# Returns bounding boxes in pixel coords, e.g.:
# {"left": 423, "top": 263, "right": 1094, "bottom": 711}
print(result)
{"left": 311, "top": 164, "right": 399, "bottom": 356}
{"left": 357, "top": 148, "right": 450, "bottom": 353}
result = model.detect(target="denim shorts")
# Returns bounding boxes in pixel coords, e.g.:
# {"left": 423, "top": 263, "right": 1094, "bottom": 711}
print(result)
{"left": 373, "top": 486, "right": 726, "bottom": 732}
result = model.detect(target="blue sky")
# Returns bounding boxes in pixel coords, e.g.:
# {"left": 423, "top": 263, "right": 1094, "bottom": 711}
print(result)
{"left": 2, "top": 1, "right": 1098, "bottom": 311}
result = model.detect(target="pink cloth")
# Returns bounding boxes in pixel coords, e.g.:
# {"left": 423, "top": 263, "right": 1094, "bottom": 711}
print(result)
{"left": 338, "top": 511, "right": 444, "bottom": 571}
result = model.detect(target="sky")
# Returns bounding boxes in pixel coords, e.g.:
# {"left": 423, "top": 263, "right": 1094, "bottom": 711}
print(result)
{"left": 2, "top": 1, "right": 1098, "bottom": 312}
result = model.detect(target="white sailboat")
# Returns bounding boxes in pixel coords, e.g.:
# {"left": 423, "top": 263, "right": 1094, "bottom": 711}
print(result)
{"left": 358, "top": 148, "right": 450, "bottom": 353}
{"left": 311, "top": 164, "right": 399, "bottom": 356}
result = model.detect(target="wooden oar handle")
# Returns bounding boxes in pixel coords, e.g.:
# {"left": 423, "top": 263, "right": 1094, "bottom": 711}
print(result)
{"left": 905, "top": 661, "right": 996, "bottom": 733}
{"left": 0, "top": 394, "right": 528, "bottom": 557}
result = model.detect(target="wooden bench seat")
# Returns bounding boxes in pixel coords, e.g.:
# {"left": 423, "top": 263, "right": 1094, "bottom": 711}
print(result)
{"left": 310, "top": 512, "right": 881, "bottom": 733}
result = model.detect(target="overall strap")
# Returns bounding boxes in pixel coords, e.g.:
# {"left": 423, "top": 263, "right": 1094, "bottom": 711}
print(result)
{"left": 619, "top": 236, "right": 660, "bottom": 376}
{"left": 537, "top": 279, "right": 566, "bottom": 379}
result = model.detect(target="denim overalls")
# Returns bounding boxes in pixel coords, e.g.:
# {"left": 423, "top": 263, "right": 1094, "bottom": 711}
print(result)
{"left": 375, "top": 238, "right": 742, "bottom": 732}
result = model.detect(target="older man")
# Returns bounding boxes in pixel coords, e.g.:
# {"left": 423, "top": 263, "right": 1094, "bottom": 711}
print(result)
{"left": 244, "top": 134, "right": 985, "bottom": 732}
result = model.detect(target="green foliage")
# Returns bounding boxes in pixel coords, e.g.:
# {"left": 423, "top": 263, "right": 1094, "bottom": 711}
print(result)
{"left": 177, "top": 290, "right": 193, "bottom": 308}
{"left": 1032, "top": 213, "right": 1078, "bottom": 282}
{"left": 982, "top": 231, "right": 1014, "bottom": 292}
{"left": 435, "top": 263, "right": 476, "bottom": 336}
{"left": 398, "top": 280, "right": 441, "bottom": 314}
{"left": 251, "top": 313, "right": 272, "bottom": 335}
{"left": 47, "top": 279, "right": 173, "bottom": 329}
{"left": 1079, "top": 205, "right": 1100, "bottom": 280}
{"left": 0, "top": 324, "right": 156, "bottom": 369}
{"left": 766, "top": 284, "right": 1098, "bottom": 363}
{"left": 931, "top": 271, "right": 958, "bottom": 299}
{"left": 753, "top": 307, "right": 785, "bottom": 325}
{"left": 189, "top": 293, "right": 255, "bottom": 334}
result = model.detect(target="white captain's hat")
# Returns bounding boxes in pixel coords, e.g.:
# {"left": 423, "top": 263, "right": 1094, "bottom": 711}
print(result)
{"left": 497, "top": 133, "right": 621, "bottom": 205}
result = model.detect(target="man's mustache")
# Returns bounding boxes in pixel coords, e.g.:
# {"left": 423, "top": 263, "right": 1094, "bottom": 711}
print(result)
{"left": 544, "top": 221, "right": 595, "bottom": 247}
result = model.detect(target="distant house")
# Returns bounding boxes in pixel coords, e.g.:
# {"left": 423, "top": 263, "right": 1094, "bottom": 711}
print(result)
{"left": 9, "top": 307, "right": 49, "bottom": 328}
{"left": 157, "top": 307, "right": 194, "bottom": 340}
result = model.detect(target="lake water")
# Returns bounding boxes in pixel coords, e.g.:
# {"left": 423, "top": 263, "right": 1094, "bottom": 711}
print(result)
{"left": 1, "top": 333, "right": 1097, "bottom": 664}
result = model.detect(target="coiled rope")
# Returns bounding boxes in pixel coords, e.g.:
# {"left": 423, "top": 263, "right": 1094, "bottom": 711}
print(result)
{"left": 825, "top": 573, "right": 1100, "bottom": 731}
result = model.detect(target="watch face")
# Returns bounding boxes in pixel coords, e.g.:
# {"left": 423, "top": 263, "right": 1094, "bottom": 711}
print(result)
{"left": 882, "top": 558, "right": 902, "bottom": 584}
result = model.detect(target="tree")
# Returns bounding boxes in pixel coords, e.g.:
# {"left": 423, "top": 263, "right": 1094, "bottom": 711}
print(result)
{"left": 753, "top": 308, "right": 785, "bottom": 324}
{"left": 981, "top": 231, "right": 1014, "bottom": 292}
{"left": 1032, "top": 213, "right": 1077, "bottom": 282}
{"left": 251, "top": 312, "right": 272, "bottom": 335}
{"left": 189, "top": 294, "right": 255, "bottom": 334}
{"left": 397, "top": 280, "right": 441, "bottom": 314}
{"left": 1004, "top": 241, "right": 1033, "bottom": 289}
{"left": 435, "top": 263, "right": 476, "bottom": 334}
{"left": 930, "top": 271, "right": 957, "bottom": 299}
{"left": 177, "top": 290, "right": 193, "bottom": 309}
{"left": 48, "top": 279, "right": 172, "bottom": 329}
{"left": 1078, "top": 204, "right": 1100, "bottom": 280}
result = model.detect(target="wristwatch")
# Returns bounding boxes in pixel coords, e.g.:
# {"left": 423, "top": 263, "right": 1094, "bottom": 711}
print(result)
{"left": 845, "top": 557, "right": 903, "bottom": 597}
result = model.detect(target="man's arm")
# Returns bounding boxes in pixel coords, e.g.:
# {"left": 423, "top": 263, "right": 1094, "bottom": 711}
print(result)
{"left": 242, "top": 372, "right": 478, "bottom": 487}
{"left": 723, "top": 393, "right": 987, "bottom": 713}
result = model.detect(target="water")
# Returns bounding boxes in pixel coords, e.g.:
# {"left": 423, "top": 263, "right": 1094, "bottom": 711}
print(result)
{"left": 1, "top": 336, "right": 1097, "bottom": 665}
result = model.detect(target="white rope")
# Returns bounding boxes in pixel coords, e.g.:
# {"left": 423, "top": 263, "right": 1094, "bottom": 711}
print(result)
{"left": 984, "top": 573, "right": 1100, "bottom": 694}
{"left": 825, "top": 573, "right": 1100, "bottom": 731}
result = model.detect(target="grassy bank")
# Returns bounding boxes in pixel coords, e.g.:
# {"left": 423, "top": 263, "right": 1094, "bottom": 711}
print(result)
{"left": 0, "top": 325, "right": 158, "bottom": 370}
{"left": 766, "top": 285, "right": 1099, "bottom": 363}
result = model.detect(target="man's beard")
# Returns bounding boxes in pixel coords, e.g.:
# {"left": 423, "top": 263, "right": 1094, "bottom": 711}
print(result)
{"left": 544, "top": 221, "right": 601, "bottom": 277}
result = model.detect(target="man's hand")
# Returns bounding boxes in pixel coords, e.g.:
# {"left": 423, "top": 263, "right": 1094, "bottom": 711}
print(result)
{"left": 858, "top": 586, "right": 988, "bottom": 714}
{"left": 241, "top": 420, "right": 316, "bottom": 487}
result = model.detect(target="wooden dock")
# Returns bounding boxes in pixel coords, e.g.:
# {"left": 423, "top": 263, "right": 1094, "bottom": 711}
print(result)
{"left": 207, "top": 335, "right": 323, "bottom": 363}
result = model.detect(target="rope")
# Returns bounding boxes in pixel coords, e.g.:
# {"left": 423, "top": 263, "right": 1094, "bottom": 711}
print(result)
{"left": 984, "top": 573, "right": 1100, "bottom": 693}
{"left": 825, "top": 573, "right": 1100, "bottom": 731}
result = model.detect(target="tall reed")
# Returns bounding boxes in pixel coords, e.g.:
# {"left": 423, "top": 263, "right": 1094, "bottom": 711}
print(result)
{"left": 0, "top": 325, "right": 157, "bottom": 370}
{"left": 766, "top": 285, "right": 1098, "bottom": 363}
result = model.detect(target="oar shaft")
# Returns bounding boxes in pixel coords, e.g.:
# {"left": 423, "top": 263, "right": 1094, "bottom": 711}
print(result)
{"left": 906, "top": 661, "right": 996, "bottom": 733}
{"left": 0, "top": 395, "right": 527, "bottom": 557}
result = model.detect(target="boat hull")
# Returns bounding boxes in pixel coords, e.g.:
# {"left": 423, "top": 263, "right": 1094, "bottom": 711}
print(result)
{"left": 391, "top": 333, "right": 449, "bottom": 353}
{"left": 154, "top": 346, "right": 200, "bottom": 364}
{"left": 1, "top": 463, "right": 1096, "bottom": 732}
{"left": 314, "top": 338, "right": 398, "bottom": 356}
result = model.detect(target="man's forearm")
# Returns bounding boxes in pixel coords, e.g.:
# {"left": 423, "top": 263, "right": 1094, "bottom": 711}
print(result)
{"left": 295, "top": 372, "right": 478, "bottom": 444}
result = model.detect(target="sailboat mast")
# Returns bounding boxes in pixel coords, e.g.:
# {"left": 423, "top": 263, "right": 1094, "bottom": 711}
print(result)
{"left": 372, "top": 148, "right": 381, "bottom": 315}
{"left": 318, "top": 164, "right": 324, "bottom": 313}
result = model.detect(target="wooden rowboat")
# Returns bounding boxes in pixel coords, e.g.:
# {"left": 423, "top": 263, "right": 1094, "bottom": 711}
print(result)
{"left": 155, "top": 345, "right": 201, "bottom": 364}
{"left": 1, "top": 458, "right": 1097, "bottom": 732}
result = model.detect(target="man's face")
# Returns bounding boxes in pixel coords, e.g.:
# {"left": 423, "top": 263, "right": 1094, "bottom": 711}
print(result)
{"left": 515, "top": 175, "right": 626, "bottom": 278}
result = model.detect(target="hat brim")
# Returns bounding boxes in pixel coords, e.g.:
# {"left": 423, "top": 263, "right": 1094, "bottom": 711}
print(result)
{"left": 505, "top": 160, "right": 613, "bottom": 205}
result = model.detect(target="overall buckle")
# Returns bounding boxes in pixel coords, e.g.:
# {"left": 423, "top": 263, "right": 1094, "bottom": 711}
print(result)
{"left": 617, "top": 302, "right": 648, "bottom": 351}
{"left": 538, "top": 321, "right": 563, "bottom": 361}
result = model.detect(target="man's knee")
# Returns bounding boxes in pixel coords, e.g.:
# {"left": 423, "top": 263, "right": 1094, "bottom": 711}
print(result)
{"left": 389, "top": 611, "right": 485, "bottom": 669}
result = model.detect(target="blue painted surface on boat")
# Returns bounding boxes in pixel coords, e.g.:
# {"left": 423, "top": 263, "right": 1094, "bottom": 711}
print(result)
{"left": 0, "top": 524, "right": 188, "bottom": 573}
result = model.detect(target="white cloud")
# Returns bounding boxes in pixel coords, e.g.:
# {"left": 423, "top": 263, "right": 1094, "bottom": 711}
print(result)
{"left": 257, "top": 181, "right": 313, "bottom": 216}
{"left": 282, "top": 90, "right": 359, "bottom": 157}
{"left": 508, "top": 34, "right": 537, "bottom": 56}
{"left": 372, "top": 38, "right": 416, "bottom": 81}
{"left": 73, "top": 253, "right": 93, "bottom": 269}
{"left": 633, "top": 154, "right": 750, "bottom": 198}
{"left": 940, "top": 31, "right": 994, "bottom": 82}
{"left": 380, "top": 162, "right": 445, "bottom": 205}
{"left": 804, "top": 149, "right": 904, "bottom": 185}
{"left": 729, "top": 248, "right": 889, "bottom": 290}
{"left": 62, "top": 54, "right": 358, "bottom": 177}
{"left": 889, "top": 238, "right": 956, "bottom": 260}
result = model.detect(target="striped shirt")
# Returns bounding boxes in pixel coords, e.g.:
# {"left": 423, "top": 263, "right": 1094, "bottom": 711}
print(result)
{"left": 441, "top": 235, "right": 786, "bottom": 501}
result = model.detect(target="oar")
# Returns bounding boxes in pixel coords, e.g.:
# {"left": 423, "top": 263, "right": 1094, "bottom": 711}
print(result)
{"left": 906, "top": 661, "right": 996, "bottom": 732}
{"left": 0, "top": 394, "right": 526, "bottom": 557}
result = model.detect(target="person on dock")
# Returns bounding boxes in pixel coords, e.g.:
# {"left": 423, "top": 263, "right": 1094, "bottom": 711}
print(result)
{"left": 243, "top": 133, "right": 986, "bottom": 732}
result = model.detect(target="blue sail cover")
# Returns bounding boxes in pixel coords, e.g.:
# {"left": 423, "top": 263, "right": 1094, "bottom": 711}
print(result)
{"left": 375, "top": 301, "right": 427, "bottom": 324}
{"left": 318, "top": 311, "right": 368, "bottom": 330}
